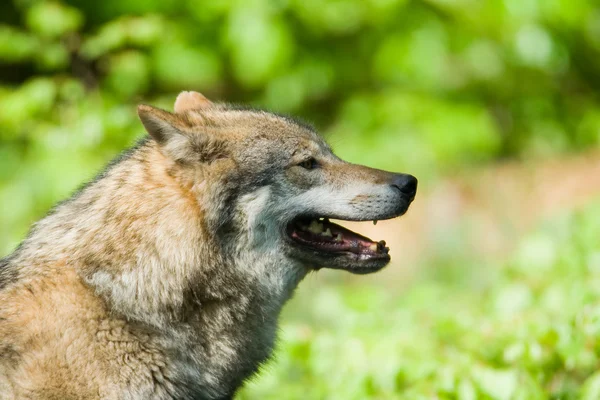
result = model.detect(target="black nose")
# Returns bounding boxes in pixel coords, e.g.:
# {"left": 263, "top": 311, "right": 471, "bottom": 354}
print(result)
{"left": 391, "top": 174, "right": 417, "bottom": 201}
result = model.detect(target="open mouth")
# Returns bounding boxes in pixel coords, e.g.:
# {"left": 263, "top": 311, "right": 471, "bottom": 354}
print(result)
{"left": 286, "top": 217, "right": 391, "bottom": 273}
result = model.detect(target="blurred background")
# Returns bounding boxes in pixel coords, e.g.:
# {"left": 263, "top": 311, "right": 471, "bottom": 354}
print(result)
{"left": 1, "top": 0, "right": 600, "bottom": 398}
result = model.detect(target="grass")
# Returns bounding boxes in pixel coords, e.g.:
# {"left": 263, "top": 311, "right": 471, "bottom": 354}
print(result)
{"left": 238, "top": 199, "right": 600, "bottom": 399}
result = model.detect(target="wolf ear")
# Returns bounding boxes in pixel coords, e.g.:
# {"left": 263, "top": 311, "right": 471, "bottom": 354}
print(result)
{"left": 174, "top": 91, "right": 213, "bottom": 114}
{"left": 137, "top": 104, "right": 184, "bottom": 145}
{"left": 138, "top": 104, "right": 226, "bottom": 163}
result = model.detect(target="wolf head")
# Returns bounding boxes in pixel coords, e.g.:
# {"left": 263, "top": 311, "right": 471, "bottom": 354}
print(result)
{"left": 138, "top": 91, "right": 417, "bottom": 276}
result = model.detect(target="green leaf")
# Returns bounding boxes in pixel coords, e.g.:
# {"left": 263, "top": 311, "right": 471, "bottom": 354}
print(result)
{"left": 581, "top": 371, "right": 600, "bottom": 400}
{"left": 152, "top": 43, "right": 222, "bottom": 90}
{"left": 25, "top": 2, "right": 84, "bottom": 38}
{"left": 0, "top": 26, "right": 39, "bottom": 62}
{"left": 226, "top": 9, "right": 294, "bottom": 88}
{"left": 103, "top": 51, "right": 150, "bottom": 98}
{"left": 472, "top": 367, "right": 518, "bottom": 400}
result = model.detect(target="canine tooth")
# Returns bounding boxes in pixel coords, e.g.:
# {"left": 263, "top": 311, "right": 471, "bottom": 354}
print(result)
{"left": 335, "top": 233, "right": 343, "bottom": 242}
{"left": 369, "top": 243, "right": 378, "bottom": 252}
{"left": 373, "top": 220, "right": 378, "bottom": 225}
{"left": 322, "top": 228, "right": 332, "bottom": 237}
{"left": 308, "top": 220, "right": 324, "bottom": 234}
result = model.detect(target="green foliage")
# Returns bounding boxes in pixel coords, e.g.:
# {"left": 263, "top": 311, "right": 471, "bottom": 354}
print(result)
{"left": 239, "top": 201, "right": 600, "bottom": 399}
{"left": 1, "top": 0, "right": 599, "bottom": 172}
{"left": 25, "top": 2, "right": 83, "bottom": 38}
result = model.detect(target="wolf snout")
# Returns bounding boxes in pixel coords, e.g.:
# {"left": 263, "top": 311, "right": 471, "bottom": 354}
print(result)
{"left": 390, "top": 173, "right": 417, "bottom": 202}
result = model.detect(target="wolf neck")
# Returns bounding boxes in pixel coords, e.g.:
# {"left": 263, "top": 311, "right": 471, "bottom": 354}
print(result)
{"left": 16, "top": 140, "right": 304, "bottom": 329}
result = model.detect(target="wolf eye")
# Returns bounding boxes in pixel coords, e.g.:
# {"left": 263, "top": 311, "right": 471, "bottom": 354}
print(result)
{"left": 298, "top": 158, "right": 317, "bottom": 170}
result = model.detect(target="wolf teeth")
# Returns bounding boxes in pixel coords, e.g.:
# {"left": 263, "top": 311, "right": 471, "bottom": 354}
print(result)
{"left": 308, "top": 220, "right": 324, "bottom": 234}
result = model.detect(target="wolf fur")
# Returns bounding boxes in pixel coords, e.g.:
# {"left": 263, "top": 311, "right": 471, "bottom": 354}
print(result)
{"left": 0, "top": 92, "right": 416, "bottom": 399}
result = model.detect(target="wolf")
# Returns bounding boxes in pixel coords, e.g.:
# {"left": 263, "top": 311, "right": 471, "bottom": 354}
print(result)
{"left": 0, "top": 91, "right": 417, "bottom": 399}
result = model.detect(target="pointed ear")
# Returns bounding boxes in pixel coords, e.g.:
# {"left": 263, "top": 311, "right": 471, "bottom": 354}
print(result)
{"left": 137, "top": 104, "right": 184, "bottom": 145}
{"left": 138, "top": 104, "right": 193, "bottom": 162}
{"left": 137, "top": 104, "right": 226, "bottom": 164}
{"left": 174, "top": 91, "right": 213, "bottom": 114}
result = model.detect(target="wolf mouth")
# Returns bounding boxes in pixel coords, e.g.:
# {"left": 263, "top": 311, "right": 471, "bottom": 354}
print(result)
{"left": 286, "top": 217, "right": 391, "bottom": 271}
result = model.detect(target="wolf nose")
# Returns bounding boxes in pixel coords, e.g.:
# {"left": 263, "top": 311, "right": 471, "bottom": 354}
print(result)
{"left": 391, "top": 174, "right": 418, "bottom": 201}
